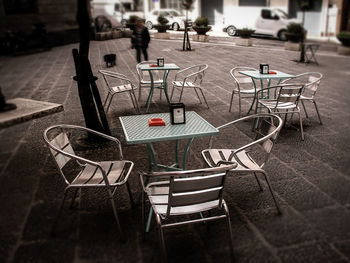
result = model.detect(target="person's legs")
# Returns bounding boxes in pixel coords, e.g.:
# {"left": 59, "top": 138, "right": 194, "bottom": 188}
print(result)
{"left": 136, "top": 47, "right": 141, "bottom": 63}
{"left": 142, "top": 47, "right": 148, "bottom": 61}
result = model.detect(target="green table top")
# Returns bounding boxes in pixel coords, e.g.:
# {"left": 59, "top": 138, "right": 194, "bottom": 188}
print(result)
{"left": 139, "top": 63, "right": 180, "bottom": 71}
{"left": 119, "top": 111, "right": 218, "bottom": 144}
{"left": 239, "top": 70, "right": 296, "bottom": 80}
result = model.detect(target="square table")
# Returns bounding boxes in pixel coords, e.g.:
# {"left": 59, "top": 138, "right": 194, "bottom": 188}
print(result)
{"left": 138, "top": 63, "right": 180, "bottom": 112}
{"left": 119, "top": 111, "right": 218, "bottom": 171}
{"left": 238, "top": 70, "right": 296, "bottom": 115}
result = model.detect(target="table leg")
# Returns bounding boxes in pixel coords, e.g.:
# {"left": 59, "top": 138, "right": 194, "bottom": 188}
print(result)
{"left": 162, "top": 70, "right": 171, "bottom": 104}
{"left": 145, "top": 70, "right": 154, "bottom": 113}
{"left": 146, "top": 143, "right": 158, "bottom": 172}
{"left": 246, "top": 78, "right": 259, "bottom": 116}
{"left": 182, "top": 138, "right": 193, "bottom": 170}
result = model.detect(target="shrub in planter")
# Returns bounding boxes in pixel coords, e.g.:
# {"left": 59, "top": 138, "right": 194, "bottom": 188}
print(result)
{"left": 126, "top": 15, "right": 139, "bottom": 30}
{"left": 236, "top": 27, "right": 255, "bottom": 38}
{"left": 154, "top": 15, "right": 169, "bottom": 33}
{"left": 285, "top": 23, "right": 305, "bottom": 43}
{"left": 337, "top": 31, "right": 350, "bottom": 47}
{"left": 192, "top": 17, "right": 211, "bottom": 35}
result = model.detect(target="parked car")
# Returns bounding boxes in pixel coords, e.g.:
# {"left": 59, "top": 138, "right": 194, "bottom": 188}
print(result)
{"left": 223, "top": 8, "right": 301, "bottom": 40}
{"left": 145, "top": 9, "right": 190, "bottom": 31}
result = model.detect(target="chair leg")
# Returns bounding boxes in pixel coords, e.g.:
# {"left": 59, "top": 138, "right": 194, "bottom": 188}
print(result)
{"left": 223, "top": 202, "right": 235, "bottom": 261}
{"left": 138, "top": 84, "right": 142, "bottom": 101}
{"left": 298, "top": 111, "right": 305, "bottom": 141}
{"left": 130, "top": 91, "right": 140, "bottom": 113}
{"left": 69, "top": 188, "right": 79, "bottom": 209}
{"left": 313, "top": 100, "right": 323, "bottom": 125}
{"left": 253, "top": 172, "right": 263, "bottom": 192}
{"left": 229, "top": 92, "right": 234, "bottom": 113}
{"left": 51, "top": 189, "right": 69, "bottom": 236}
{"left": 301, "top": 100, "right": 308, "bottom": 118}
{"left": 109, "top": 192, "right": 125, "bottom": 240}
{"left": 179, "top": 86, "right": 185, "bottom": 103}
{"left": 142, "top": 190, "right": 146, "bottom": 236}
{"left": 106, "top": 94, "right": 114, "bottom": 113}
{"left": 104, "top": 93, "right": 110, "bottom": 107}
{"left": 198, "top": 88, "right": 209, "bottom": 108}
{"left": 261, "top": 172, "right": 281, "bottom": 214}
{"left": 194, "top": 87, "right": 202, "bottom": 104}
{"left": 156, "top": 215, "right": 167, "bottom": 262}
{"left": 126, "top": 181, "right": 135, "bottom": 208}
{"left": 170, "top": 85, "right": 175, "bottom": 101}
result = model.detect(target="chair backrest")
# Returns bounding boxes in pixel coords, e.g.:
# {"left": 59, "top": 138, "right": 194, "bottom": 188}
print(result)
{"left": 209, "top": 113, "right": 283, "bottom": 168}
{"left": 43, "top": 125, "right": 79, "bottom": 185}
{"left": 230, "top": 66, "right": 256, "bottom": 91}
{"left": 283, "top": 72, "right": 322, "bottom": 97}
{"left": 275, "top": 83, "right": 304, "bottom": 106}
{"left": 99, "top": 70, "right": 133, "bottom": 93}
{"left": 149, "top": 165, "right": 235, "bottom": 218}
{"left": 136, "top": 60, "right": 163, "bottom": 83}
{"left": 182, "top": 64, "right": 208, "bottom": 85}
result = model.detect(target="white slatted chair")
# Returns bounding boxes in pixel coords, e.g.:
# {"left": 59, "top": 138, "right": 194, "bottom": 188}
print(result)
{"left": 255, "top": 83, "right": 305, "bottom": 140}
{"left": 171, "top": 64, "right": 209, "bottom": 108}
{"left": 136, "top": 60, "right": 165, "bottom": 101}
{"left": 282, "top": 72, "right": 323, "bottom": 124}
{"left": 202, "top": 113, "right": 283, "bottom": 214}
{"left": 99, "top": 70, "right": 139, "bottom": 113}
{"left": 229, "top": 66, "right": 260, "bottom": 117}
{"left": 139, "top": 164, "right": 237, "bottom": 262}
{"left": 43, "top": 124, "right": 134, "bottom": 238}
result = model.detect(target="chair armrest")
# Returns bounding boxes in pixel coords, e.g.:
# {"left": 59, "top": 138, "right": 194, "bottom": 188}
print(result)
{"left": 99, "top": 70, "right": 127, "bottom": 79}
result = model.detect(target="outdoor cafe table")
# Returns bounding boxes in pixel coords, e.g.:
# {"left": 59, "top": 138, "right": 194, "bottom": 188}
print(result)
{"left": 138, "top": 63, "right": 180, "bottom": 112}
{"left": 238, "top": 70, "right": 296, "bottom": 115}
{"left": 119, "top": 111, "right": 218, "bottom": 172}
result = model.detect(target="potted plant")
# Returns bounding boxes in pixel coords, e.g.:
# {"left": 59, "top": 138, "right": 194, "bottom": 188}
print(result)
{"left": 126, "top": 15, "right": 138, "bottom": 31}
{"left": 192, "top": 17, "right": 211, "bottom": 42}
{"left": 337, "top": 31, "right": 350, "bottom": 55}
{"left": 154, "top": 15, "right": 170, "bottom": 39}
{"left": 284, "top": 23, "right": 306, "bottom": 51}
{"left": 235, "top": 27, "right": 255, "bottom": 46}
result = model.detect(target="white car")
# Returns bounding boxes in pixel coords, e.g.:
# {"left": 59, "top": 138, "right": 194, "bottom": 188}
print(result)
{"left": 223, "top": 8, "right": 301, "bottom": 41}
{"left": 145, "top": 9, "right": 189, "bottom": 31}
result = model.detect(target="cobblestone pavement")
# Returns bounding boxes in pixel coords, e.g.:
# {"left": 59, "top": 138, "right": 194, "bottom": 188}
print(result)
{"left": 0, "top": 36, "right": 350, "bottom": 263}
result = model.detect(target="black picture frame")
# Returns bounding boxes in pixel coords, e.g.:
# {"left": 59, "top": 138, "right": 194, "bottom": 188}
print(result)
{"left": 260, "top": 63, "right": 269, "bottom": 74}
{"left": 170, "top": 103, "right": 186, "bottom": 125}
{"left": 157, "top": 57, "right": 164, "bottom": 67}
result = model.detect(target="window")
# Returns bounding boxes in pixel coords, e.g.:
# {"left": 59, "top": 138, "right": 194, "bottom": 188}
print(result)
{"left": 4, "top": 0, "right": 37, "bottom": 14}
{"left": 239, "top": 0, "right": 267, "bottom": 7}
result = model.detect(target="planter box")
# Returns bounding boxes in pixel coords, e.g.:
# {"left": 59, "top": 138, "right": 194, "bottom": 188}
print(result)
{"left": 95, "top": 32, "right": 109, "bottom": 41}
{"left": 154, "top": 32, "right": 170, "bottom": 39}
{"left": 235, "top": 38, "right": 252, "bottom": 46}
{"left": 284, "top": 41, "right": 301, "bottom": 51}
{"left": 122, "top": 29, "right": 133, "bottom": 38}
{"left": 337, "top": 45, "right": 350, "bottom": 55}
{"left": 192, "top": 34, "right": 210, "bottom": 42}
{"left": 112, "top": 30, "right": 123, "bottom": 39}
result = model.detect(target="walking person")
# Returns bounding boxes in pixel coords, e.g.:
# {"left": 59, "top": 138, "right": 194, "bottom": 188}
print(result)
{"left": 131, "top": 18, "right": 150, "bottom": 63}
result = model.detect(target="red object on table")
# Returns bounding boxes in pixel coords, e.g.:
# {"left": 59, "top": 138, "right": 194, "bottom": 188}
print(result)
{"left": 149, "top": 118, "right": 166, "bottom": 126}
{"left": 269, "top": 71, "right": 277, "bottom": 74}
{"left": 150, "top": 64, "right": 158, "bottom": 67}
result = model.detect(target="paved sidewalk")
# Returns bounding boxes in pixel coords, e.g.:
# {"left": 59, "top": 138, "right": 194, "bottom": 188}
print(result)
{"left": 0, "top": 36, "right": 350, "bottom": 263}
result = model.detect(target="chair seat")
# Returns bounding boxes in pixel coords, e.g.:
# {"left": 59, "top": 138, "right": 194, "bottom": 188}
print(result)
{"left": 234, "top": 88, "right": 260, "bottom": 94}
{"left": 259, "top": 100, "right": 298, "bottom": 110}
{"left": 172, "top": 81, "right": 197, "bottom": 88}
{"left": 202, "top": 149, "right": 262, "bottom": 172}
{"left": 300, "top": 95, "right": 314, "bottom": 101}
{"left": 140, "top": 79, "right": 164, "bottom": 85}
{"left": 111, "top": 83, "right": 134, "bottom": 93}
{"left": 72, "top": 160, "right": 131, "bottom": 186}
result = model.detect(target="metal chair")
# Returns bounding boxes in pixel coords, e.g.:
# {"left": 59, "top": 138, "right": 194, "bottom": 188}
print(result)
{"left": 229, "top": 66, "right": 260, "bottom": 117}
{"left": 99, "top": 70, "right": 139, "bottom": 113}
{"left": 201, "top": 113, "right": 283, "bottom": 214}
{"left": 282, "top": 72, "right": 323, "bottom": 124}
{"left": 43, "top": 124, "right": 134, "bottom": 238}
{"left": 254, "top": 83, "right": 305, "bottom": 140}
{"left": 136, "top": 60, "right": 165, "bottom": 101}
{"left": 171, "top": 64, "right": 209, "bottom": 108}
{"left": 139, "top": 164, "right": 236, "bottom": 262}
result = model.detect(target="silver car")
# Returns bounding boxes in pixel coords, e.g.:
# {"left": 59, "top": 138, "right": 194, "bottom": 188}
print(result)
{"left": 145, "top": 9, "right": 191, "bottom": 31}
